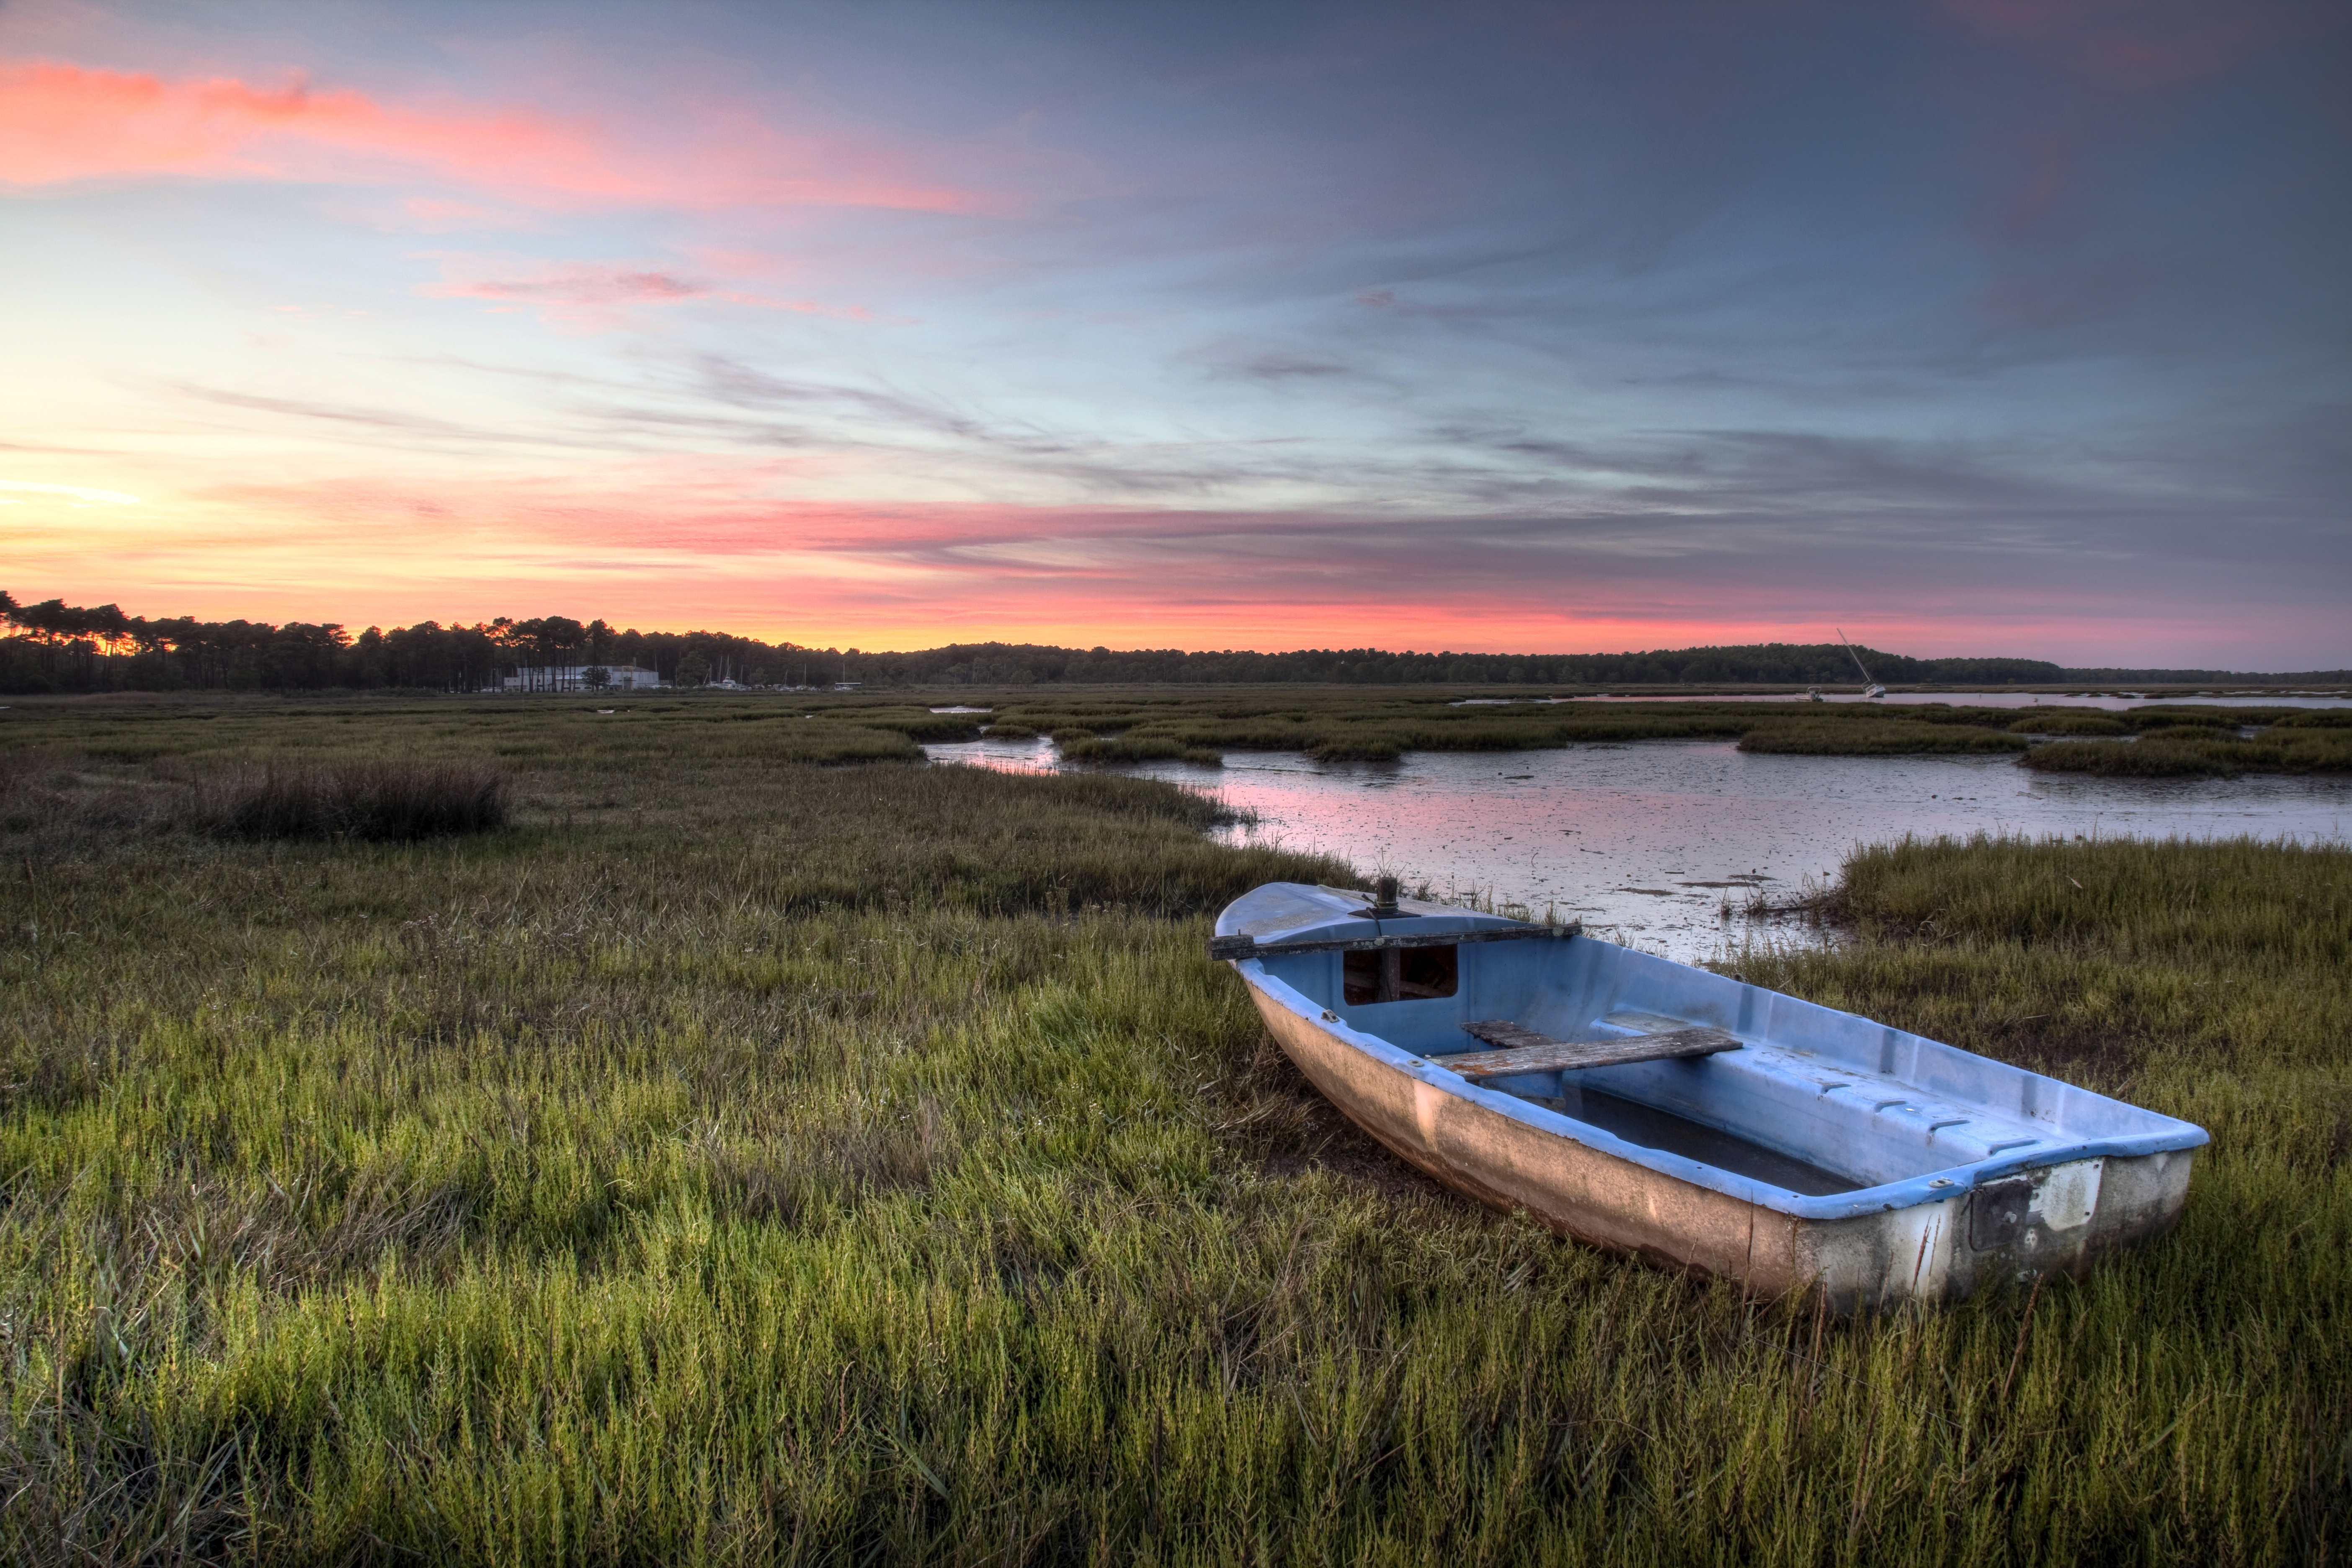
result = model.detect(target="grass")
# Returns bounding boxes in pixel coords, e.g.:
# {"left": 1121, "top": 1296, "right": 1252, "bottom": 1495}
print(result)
{"left": 0, "top": 694, "right": 940, "bottom": 769}
{"left": 19, "top": 685, "right": 2335, "bottom": 776}
{"left": 205, "top": 759, "right": 510, "bottom": 841}
{"left": 953, "top": 691, "right": 2349, "bottom": 774}
{"left": 1058, "top": 735, "right": 1228, "bottom": 767}
{"left": 2006, "top": 713, "right": 2129, "bottom": 737}
{"left": 0, "top": 699, "right": 2347, "bottom": 1563}
{"left": 1735, "top": 721, "right": 2028, "bottom": 756}
{"left": 2023, "top": 728, "right": 2352, "bottom": 778}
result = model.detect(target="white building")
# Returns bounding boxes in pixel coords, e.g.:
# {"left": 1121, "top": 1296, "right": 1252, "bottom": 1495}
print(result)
{"left": 501, "top": 664, "right": 664, "bottom": 692}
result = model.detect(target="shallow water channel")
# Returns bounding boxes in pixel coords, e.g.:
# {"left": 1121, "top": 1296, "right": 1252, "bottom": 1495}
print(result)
{"left": 927, "top": 732, "right": 2352, "bottom": 963}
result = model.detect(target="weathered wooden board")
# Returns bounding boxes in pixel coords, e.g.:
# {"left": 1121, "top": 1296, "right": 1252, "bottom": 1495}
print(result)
{"left": 1438, "top": 1022, "right": 1741, "bottom": 1078}
{"left": 1208, "top": 924, "right": 1578, "bottom": 962}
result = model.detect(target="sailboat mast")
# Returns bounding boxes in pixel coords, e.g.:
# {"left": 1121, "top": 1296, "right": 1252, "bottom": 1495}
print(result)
{"left": 1836, "top": 628, "right": 1874, "bottom": 686}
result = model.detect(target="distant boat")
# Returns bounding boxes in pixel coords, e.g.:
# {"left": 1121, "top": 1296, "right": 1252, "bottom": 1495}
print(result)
{"left": 1807, "top": 687, "right": 1825, "bottom": 702}
{"left": 1211, "top": 880, "right": 2204, "bottom": 1311}
{"left": 1837, "top": 628, "right": 1887, "bottom": 699}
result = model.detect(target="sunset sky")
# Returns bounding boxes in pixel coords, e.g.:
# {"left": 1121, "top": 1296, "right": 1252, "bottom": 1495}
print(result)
{"left": 3, "top": 0, "right": 2346, "bottom": 665}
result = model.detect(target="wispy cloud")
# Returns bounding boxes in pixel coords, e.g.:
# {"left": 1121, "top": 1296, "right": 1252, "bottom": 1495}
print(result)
{"left": 0, "top": 479, "right": 140, "bottom": 504}
{"left": 155, "top": 382, "right": 615, "bottom": 453}
{"left": 427, "top": 268, "right": 705, "bottom": 305}
{"left": 415, "top": 260, "right": 874, "bottom": 327}
{"left": 0, "top": 57, "right": 1000, "bottom": 214}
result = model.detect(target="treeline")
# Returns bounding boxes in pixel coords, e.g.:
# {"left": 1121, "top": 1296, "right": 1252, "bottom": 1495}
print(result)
{"left": 5, "top": 591, "right": 2332, "bottom": 694}
{"left": 0, "top": 595, "right": 813, "bottom": 694}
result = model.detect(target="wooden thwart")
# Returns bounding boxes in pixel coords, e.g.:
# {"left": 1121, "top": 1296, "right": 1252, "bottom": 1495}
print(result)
{"left": 1438, "top": 1021, "right": 1741, "bottom": 1078}
{"left": 1207, "top": 923, "right": 1577, "bottom": 962}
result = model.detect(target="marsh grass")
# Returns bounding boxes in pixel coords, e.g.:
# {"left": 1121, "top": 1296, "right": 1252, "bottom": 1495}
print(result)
{"left": 19, "top": 686, "right": 2333, "bottom": 776}
{"left": 1061, "top": 735, "right": 1229, "bottom": 766}
{"left": 0, "top": 700, "right": 2346, "bottom": 1563}
{"left": 1735, "top": 721, "right": 2028, "bottom": 756}
{"left": 2024, "top": 740, "right": 2240, "bottom": 778}
{"left": 943, "top": 691, "right": 2349, "bottom": 773}
{"left": 2024, "top": 729, "right": 2352, "bottom": 778}
{"left": 0, "top": 695, "right": 935, "bottom": 770}
{"left": 204, "top": 759, "right": 510, "bottom": 841}
{"left": 2005, "top": 713, "right": 2129, "bottom": 736}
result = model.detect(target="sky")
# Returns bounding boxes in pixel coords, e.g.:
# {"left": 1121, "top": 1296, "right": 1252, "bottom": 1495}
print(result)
{"left": 1, "top": 0, "right": 2346, "bottom": 665}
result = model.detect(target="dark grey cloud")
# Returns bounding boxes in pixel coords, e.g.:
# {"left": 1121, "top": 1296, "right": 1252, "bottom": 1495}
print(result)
{"left": 1205, "top": 350, "right": 1354, "bottom": 383}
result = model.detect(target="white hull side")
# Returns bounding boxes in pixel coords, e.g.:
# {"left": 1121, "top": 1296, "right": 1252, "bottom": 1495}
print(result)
{"left": 1248, "top": 977, "right": 2192, "bottom": 1312}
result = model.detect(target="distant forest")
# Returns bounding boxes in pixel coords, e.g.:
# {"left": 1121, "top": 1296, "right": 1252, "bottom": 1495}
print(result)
{"left": 2, "top": 592, "right": 2341, "bottom": 694}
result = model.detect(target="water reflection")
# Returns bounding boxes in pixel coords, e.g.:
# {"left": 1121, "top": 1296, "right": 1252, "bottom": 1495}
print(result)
{"left": 927, "top": 735, "right": 2352, "bottom": 963}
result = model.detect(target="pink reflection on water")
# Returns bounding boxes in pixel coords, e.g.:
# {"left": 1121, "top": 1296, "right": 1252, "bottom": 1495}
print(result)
{"left": 929, "top": 736, "right": 2352, "bottom": 963}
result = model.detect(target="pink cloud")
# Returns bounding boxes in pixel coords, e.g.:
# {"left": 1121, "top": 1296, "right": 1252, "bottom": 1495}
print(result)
{"left": 423, "top": 266, "right": 707, "bottom": 306}
{"left": 414, "top": 256, "right": 874, "bottom": 324}
{"left": 0, "top": 57, "right": 997, "bottom": 214}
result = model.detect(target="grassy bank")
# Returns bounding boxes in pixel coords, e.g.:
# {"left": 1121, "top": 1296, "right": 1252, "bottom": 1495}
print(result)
{"left": 1736, "top": 721, "right": 2027, "bottom": 756}
{"left": 936, "top": 691, "right": 2348, "bottom": 773}
{"left": 2022, "top": 719, "right": 2352, "bottom": 778}
{"left": 13, "top": 686, "right": 2344, "bottom": 774}
{"left": 0, "top": 694, "right": 963, "bottom": 769}
{"left": 1, "top": 701, "right": 2346, "bottom": 1562}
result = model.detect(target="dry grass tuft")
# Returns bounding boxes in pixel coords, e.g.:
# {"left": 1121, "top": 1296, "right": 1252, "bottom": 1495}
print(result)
{"left": 206, "top": 759, "right": 509, "bottom": 840}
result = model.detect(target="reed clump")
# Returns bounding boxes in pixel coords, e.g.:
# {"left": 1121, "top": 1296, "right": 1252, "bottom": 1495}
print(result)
{"left": 2022, "top": 739, "right": 2238, "bottom": 778}
{"left": 1737, "top": 720, "right": 2027, "bottom": 755}
{"left": 2007, "top": 712, "right": 2129, "bottom": 736}
{"left": 204, "top": 759, "right": 510, "bottom": 840}
{"left": 2023, "top": 728, "right": 2352, "bottom": 778}
{"left": 1057, "top": 734, "right": 1223, "bottom": 766}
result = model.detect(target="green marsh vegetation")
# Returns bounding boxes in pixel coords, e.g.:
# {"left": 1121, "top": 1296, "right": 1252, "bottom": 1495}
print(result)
{"left": 912, "top": 688, "right": 2352, "bottom": 775}
{"left": 1734, "top": 721, "right": 2027, "bottom": 756}
{"left": 1, "top": 697, "right": 2347, "bottom": 1563}
{"left": 2005, "top": 713, "right": 2128, "bottom": 737}
{"left": 2021, "top": 709, "right": 2352, "bottom": 779}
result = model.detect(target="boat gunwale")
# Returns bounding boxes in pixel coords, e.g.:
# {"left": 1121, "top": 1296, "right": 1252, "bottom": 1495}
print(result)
{"left": 1235, "top": 959, "right": 2210, "bottom": 1222}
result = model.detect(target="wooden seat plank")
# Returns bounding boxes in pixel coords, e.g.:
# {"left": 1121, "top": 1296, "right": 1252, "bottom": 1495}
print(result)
{"left": 1207, "top": 924, "right": 1578, "bottom": 961}
{"left": 1437, "top": 1021, "right": 1741, "bottom": 1078}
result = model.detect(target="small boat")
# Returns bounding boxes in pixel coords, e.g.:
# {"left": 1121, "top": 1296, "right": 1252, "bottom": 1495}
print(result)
{"left": 1212, "top": 880, "right": 2205, "bottom": 1311}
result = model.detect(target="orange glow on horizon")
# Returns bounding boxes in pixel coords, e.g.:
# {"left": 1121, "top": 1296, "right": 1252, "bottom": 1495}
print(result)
{"left": 0, "top": 477, "right": 2293, "bottom": 664}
